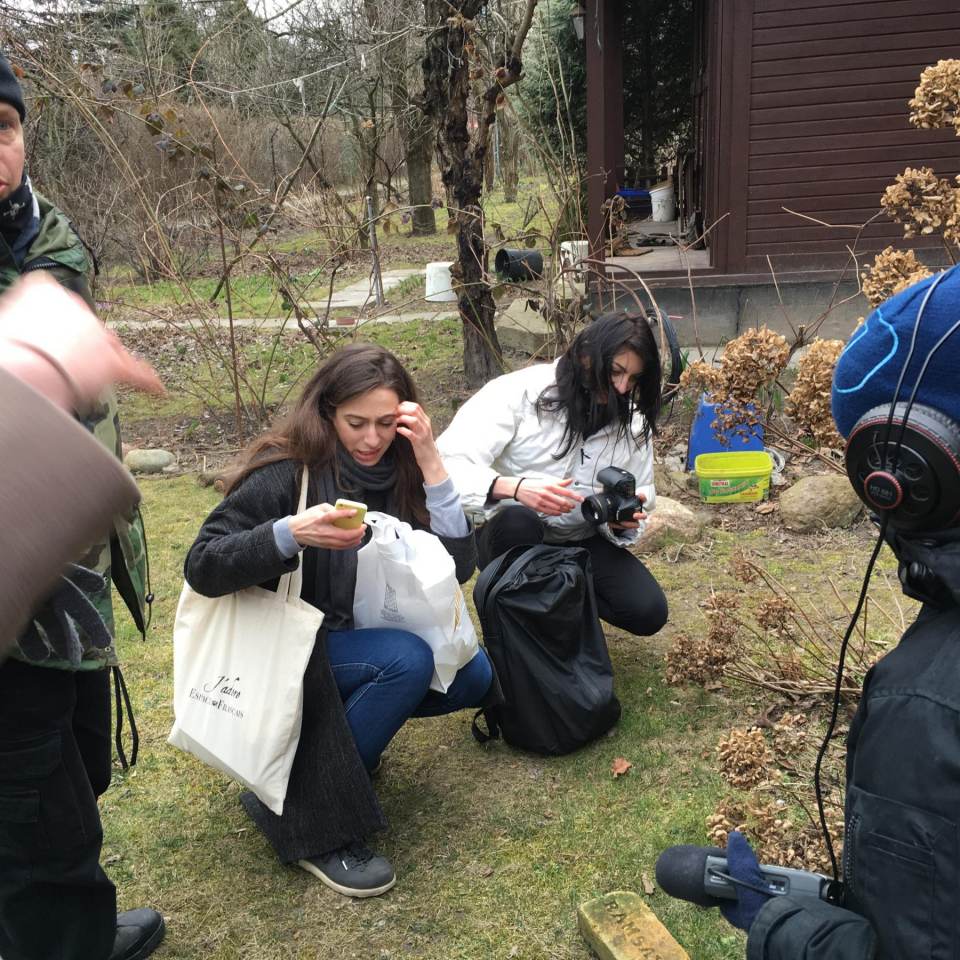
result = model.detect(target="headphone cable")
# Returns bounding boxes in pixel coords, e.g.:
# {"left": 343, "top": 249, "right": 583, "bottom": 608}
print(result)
{"left": 812, "top": 514, "right": 889, "bottom": 880}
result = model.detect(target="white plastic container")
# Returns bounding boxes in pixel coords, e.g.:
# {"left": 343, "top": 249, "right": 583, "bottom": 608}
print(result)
{"left": 425, "top": 261, "right": 457, "bottom": 302}
{"left": 559, "top": 240, "right": 589, "bottom": 279}
{"left": 650, "top": 181, "right": 676, "bottom": 223}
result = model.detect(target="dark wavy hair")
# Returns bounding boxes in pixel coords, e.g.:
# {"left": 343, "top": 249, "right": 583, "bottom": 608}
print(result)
{"left": 536, "top": 312, "right": 662, "bottom": 457}
{"left": 223, "top": 343, "right": 428, "bottom": 524}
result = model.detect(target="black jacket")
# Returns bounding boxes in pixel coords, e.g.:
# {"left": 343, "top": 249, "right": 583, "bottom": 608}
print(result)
{"left": 748, "top": 600, "right": 960, "bottom": 959}
{"left": 183, "top": 458, "right": 478, "bottom": 860}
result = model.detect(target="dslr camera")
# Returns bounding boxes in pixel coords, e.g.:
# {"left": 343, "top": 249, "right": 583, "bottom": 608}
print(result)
{"left": 581, "top": 466, "right": 643, "bottom": 525}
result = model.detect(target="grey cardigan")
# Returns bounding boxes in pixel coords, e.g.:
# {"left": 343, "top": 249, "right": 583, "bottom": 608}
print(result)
{"left": 183, "top": 457, "right": 478, "bottom": 860}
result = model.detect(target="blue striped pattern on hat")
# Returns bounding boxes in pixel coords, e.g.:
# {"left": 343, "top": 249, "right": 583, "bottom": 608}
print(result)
{"left": 831, "top": 264, "right": 960, "bottom": 438}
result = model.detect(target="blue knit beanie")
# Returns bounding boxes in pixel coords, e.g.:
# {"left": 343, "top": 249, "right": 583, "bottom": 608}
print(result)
{"left": 831, "top": 264, "right": 960, "bottom": 438}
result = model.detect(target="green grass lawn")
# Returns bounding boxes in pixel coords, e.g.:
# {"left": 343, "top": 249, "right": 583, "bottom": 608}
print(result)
{"left": 106, "top": 272, "right": 332, "bottom": 320}
{"left": 105, "top": 476, "right": 746, "bottom": 959}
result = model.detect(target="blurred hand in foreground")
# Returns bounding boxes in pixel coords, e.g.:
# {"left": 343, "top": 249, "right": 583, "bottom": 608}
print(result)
{"left": 0, "top": 272, "right": 164, "bottom": 410}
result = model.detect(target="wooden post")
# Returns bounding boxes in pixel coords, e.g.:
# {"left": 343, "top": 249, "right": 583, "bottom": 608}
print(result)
{"left": 586, "top": 0, "right": 625, "bottom": 277}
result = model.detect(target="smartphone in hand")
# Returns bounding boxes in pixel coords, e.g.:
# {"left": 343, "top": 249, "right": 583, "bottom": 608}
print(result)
{"left": 332, "top": 498, "right": 367, "bottom": 530}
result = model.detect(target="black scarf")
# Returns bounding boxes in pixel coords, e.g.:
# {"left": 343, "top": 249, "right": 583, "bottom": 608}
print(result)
{"left": 0, "top": 174, "right": 38, "bottom": 268}
{"left": 308, "top": 445, "right": 400, "bottom": 631}
{"left": 335, "top": 444, "right": 398, "bottom": 495}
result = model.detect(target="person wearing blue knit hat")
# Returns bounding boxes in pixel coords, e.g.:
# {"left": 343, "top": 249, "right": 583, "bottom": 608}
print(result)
{"left": 832, "top": 263, "right": 960, "bottom": 439}
{"left": 673, "top": 267, "right": 960, "bottom": 959}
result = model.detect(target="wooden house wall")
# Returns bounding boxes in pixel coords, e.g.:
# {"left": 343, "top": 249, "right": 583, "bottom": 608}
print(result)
{"left": 718, "top": 0, "right": 960, "bottom": 276}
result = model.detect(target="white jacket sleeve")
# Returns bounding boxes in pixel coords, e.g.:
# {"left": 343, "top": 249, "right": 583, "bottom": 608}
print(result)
{"left": 632, "top": 434, "right": 656, "bottom": 516}
{"left": 436, "top": 379, "right": 521, "bottom": 513}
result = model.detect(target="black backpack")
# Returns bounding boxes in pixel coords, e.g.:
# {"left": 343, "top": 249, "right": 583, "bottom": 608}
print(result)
{"left": 471, "top": 544, "right": 621, "bottom": 756}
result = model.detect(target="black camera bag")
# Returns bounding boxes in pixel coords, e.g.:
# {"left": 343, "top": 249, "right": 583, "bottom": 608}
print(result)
{"left": 471, "top": 544, "right": 621, "bottom": 755}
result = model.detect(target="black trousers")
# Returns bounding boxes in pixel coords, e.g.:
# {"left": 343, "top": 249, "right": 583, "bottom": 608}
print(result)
{"left": 478, "top": 505, "right": 669, "bottom": 638}
{"left": 0, "top": 658, "right": 116, "bottom": 960}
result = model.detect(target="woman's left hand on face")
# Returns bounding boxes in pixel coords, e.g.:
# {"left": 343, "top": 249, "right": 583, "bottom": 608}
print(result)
{"left": 396, "top": 401, "right": 446, "bottom": 481}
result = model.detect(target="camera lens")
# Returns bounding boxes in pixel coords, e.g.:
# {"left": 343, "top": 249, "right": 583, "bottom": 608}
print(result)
{"left": 581, "top": 495, "right": 608, "bottom": 524}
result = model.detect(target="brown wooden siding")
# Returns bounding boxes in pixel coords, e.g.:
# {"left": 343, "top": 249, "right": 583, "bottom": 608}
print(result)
{"left": 731, "top": 0, "right": 960, "bottom": 274}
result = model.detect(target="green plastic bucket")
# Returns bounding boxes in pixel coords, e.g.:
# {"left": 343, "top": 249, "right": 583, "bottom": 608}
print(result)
{"left": 695, "top": 451, "right": 773, "bottom": 503}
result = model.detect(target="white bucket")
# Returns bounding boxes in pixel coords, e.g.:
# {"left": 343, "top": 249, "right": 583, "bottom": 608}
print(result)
{"left": 559, "top": 240, "right": 589, "bottom": 279}
{"left": 425, "top": 261, "right": 457, "bottom": 303}
{"left": 650, "top": 182, "right": 676, "bottom": 223}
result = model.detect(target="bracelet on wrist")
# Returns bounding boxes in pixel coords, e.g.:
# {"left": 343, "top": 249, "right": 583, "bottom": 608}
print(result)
{"left": 513, "top": 477, "right": 526, "bottom": 499}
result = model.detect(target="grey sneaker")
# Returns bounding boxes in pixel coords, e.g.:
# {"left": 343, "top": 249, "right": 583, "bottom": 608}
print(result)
{"left": 298, "top": 843, "right": 396, "bottom": 898}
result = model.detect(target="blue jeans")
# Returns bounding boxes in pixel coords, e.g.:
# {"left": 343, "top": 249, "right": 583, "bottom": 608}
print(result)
{"left": 327, "top": 628, "right": 493, "bottom": 771}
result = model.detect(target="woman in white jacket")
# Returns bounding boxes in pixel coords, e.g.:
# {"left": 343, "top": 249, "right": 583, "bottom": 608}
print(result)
{"left": 437, "top": 313, "right": 668, "bottom": 639}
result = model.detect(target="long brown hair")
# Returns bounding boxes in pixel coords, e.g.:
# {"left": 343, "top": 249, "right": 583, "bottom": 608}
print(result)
{"left": 223, "top": 343, "right": 429, "bottom": 524}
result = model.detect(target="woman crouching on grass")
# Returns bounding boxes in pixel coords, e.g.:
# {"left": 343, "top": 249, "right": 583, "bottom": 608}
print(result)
{"left": 183, "top": 343, "right": 496, "bottom": 898}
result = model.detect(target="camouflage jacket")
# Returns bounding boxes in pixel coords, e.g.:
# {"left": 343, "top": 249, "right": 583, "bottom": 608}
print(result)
{"left": 6, "top": 193, "right": 149, "bottom": 670}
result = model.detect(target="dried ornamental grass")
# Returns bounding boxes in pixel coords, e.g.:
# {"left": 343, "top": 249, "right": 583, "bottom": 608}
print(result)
{"left": 706, "top": 789, "right": 839, "bottom": 873}
{"left": 881, "top": 167, "right": 957, "bottom": 238}
{"left": 770, "top": 713, "right": 809, "bottom": 759}
{"left": 785, "top": 339, "right": 844, "bottom": 450}
{"left": 679, "top": 328, "right": 789, "bottom": 446}
{"left": 861, "top": 247, "right": 933, "bottom": 308}
{"left": 755, "top": 596, "right": 794, "bottom": 636}
{"left": 716, "top": 728, "right": 774, "bottom": 789}
{"left": 664, "top": 589, "right": 745, "bottom": 685}
{"left": 909, "top": 59, "right": 960, "bottom": 136}
{"left": 721, "top": 328, "right": 790, "bottom": 404}
{"left": 664, "top": 632, "right": 735, "bottom": 686}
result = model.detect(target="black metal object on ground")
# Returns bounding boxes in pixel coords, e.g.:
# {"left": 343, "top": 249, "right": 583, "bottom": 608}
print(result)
{"left": 495, "top": 248, "right": 544, "bottom": 282}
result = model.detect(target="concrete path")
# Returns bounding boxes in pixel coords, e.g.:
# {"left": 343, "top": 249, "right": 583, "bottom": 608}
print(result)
{"left": 109, "top": 308, "right": 453, "bottom": 331}
{"left": 107, "top": 268, "right": 427, "bottom": 330}
{"left": 306, "top": 268, "right": 423, "bottom": 311}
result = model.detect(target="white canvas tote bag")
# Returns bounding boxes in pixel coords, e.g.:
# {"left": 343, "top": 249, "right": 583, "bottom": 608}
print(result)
{"left": 168, "top": 468, "right": 321, "bottom": 814}
{"left": 353, "top": 511, "right": 479, "bottom": 693}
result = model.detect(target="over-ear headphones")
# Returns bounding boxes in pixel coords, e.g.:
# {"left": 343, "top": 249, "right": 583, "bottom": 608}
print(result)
{"left": 844, "top": 401, "right": 960, "bottom": 531}
{"left": 842, "top": 269, "right": 960, "bottom": 532}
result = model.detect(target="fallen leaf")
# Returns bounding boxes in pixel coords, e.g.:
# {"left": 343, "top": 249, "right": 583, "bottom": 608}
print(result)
{"left": 641, "top": 872, "right": 655, "bottom": 895}
{"left": 611, "top": 757, "right": 633, "bottom": 778}
{"left": 755, "top": 501, "right": 776, "bottom": 515}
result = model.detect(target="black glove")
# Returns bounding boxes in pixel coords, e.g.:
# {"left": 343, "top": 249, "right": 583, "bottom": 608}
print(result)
{"left": 719, "top": 832, "right": 772, "bottom": 932}
{"left": 19, "top": 565, "right": 112, "bottom": 667}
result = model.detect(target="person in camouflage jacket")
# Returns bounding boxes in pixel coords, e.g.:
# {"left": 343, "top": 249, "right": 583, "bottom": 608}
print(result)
{"left": 0, "top": 54, "right": 165, "bottom": 960}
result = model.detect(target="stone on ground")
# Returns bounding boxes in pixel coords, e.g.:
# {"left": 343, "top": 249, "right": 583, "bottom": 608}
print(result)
{"left": 779, "top": 473, "right": 863, "bottom": 533}
{"left": 124, "top": 448, "right": 175, "bottom": 474}
{"left": 578, "top": 891, "right": 689, "bottom": 960}
{"left": 495, "top": 299, "right": 557, "bottom": 357}
{"left": 636, "top": 496, "right": 707, "bottom": 555}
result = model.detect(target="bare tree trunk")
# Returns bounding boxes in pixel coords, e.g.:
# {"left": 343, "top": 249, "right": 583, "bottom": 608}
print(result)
{"left": 422, "top": 0, "right": 538, "bottom": 388}
{"left": 500, "top": 109, "right": 519, "bottom": 202}
{"left": 407, "top": 119, "right": 436, "bottom": 235}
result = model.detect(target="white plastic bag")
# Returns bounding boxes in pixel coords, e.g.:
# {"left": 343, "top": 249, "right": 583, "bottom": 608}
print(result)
{"left": 168, "top": 469, "right": 321, "bottom": 815}
{"left": 353, "top": 512, "right": 479, "bottom": 692}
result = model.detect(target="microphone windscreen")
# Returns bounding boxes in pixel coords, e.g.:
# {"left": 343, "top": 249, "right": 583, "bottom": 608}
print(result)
{"left": 655, "top": 845, "right": 725, "bottom": 908}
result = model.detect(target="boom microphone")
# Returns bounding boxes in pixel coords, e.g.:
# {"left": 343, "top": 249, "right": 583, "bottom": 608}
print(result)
{"left": 655, "top": 845, "right": 838, "bottom": 907}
